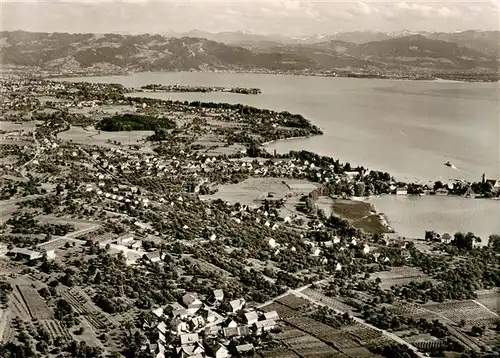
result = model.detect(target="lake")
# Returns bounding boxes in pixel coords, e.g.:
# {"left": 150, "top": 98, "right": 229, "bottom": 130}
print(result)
{"left": 57, "top": 72, "right": 500, "bottom": 239}
{"left": 369, "top": 195, "right": 500, "bottom": 242}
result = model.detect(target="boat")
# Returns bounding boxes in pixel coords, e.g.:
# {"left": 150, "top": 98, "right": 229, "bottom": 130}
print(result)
{"left": 444, "top": 161, "right": 453, "bottom": 167}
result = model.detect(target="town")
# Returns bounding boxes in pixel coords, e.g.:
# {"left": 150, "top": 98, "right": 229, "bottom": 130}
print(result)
{"left": 0, "top": 77, "right": 499, "bottom": 358}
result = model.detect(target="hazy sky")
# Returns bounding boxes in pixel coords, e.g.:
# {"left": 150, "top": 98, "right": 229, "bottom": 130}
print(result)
{"left": 1, "top": 0, "right": 499, "bottom": 36}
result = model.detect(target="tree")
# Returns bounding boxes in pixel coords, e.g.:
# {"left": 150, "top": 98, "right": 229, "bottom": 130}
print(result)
{"left": 471, "top": 325, "right": 484, "bottom": 336}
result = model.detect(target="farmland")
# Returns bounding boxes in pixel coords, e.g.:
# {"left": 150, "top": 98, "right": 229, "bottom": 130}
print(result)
{"left": 368, "top": 266, "right": 431, "bottom": 289}
{"left": 17, "top": 284, "right": 53, "bottom": 320}
{"left": 423, "top": 300, "right": 499, "bottom": 326}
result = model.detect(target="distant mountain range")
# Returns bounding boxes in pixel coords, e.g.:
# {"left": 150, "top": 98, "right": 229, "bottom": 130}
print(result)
{"left": 0, "top": 30, "right": 498, "bottom": 74}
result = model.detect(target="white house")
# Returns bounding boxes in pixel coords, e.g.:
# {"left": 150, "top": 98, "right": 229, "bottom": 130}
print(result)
{"left": 244, "top": 311, "right": 259, "bottom": 325}
{"left": 362, "top": 244, "right": 370, "bottom": 255}
{"left": 182, "top": 294, "right": 202, "bottom": 311}
{"left": 335, "top": 262, "right": 342, "bottom": 271}
{"left": 264, "top": 311, "right": 279, "bottom": 321}
{"left": 229, "top": 298, "right": 245, "bottom": 313}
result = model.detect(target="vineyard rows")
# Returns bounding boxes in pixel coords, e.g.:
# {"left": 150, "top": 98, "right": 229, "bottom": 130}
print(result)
{"left": 60, "top": 288, "right": 116, "bottom": 331}
{"left": 39, "top": 319, "right": 71, "bottom": 341}
{"left": 424, "top": 301, "right": 498, "bottom": 326}
{"left": 413, "top": 340, "right": 445, "bottom": 351}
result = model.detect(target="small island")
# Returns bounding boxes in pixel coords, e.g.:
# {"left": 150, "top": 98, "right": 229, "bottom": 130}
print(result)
{"left": 140, "top": 83, "right": 262, "bottom": 94}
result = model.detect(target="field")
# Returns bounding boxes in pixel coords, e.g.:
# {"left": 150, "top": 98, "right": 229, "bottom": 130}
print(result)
{"left": 274, "top": 325, "right": 339, "bottom": 358}
{"left": 331, "top": 200, "right": 373, "bottom": 221}
{"left": 202, "top": 177, "right": 319, "bottom": 207}
{"left": 369, "top": 266, "right": 431, "bottom": 289}
{"left": 16, "top": 285, "right": 53, "bottom": 320}
{"left": 57, "top": 125, "right": 153, "bottom": 147}
{"left": 276, "top": 293, "right": 311, "bottom": 310}
{"left": 331, "top": 199, "right": 390, "bottom": 234}
{"left": 301, "top": 288, "right": 355, "bottom": 313}
{"left": 475, "top": 289, "right": 499, "bottom": 314}
{"left": 423, "top": 300, "right": 499, "bottom": 326}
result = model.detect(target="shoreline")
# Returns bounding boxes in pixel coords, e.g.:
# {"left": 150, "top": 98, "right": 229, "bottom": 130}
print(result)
{"left": 48, "top": 69, "right": 500, "bottom": 83}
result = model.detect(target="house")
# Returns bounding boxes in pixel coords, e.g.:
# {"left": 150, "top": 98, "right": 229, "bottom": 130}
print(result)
{"left": 264, "top": 311, "right": 279, "bottom": 321}
{"left": 203, "top": 325, "right": 221, "bottom": 338}
{"left": 362, "top": 244, "right": 370, "bottom": 255}
{"left": 152, "top": 307, "right": 164, "bottom": 318}
{"left": 223, "top": 326, "right": 250, "bottom": 338}
{"left": 229, "top": 298, "right": 245, "bottom": 313}
{"left": 350, "top": 238, "right": 357, "bottom": 246}
{"left": 441, "top": 233, "right": 452, "bottom": 244}
{"left": 176, "top": 342, "right": 204, "bottom": 358}
{"left": 199, "top": 308, "right": 217, "bottom": 324}
{"left": 464, "top": 186, "right": 475, "bottom": 198}
{"left": 179, "top": 333, "right": 200, "bottom": 346}
{"left": 244, "top": 311, "right": 259, "bottom": 325}
{"left": 435, "top": 188, "right": 449, "bottom": 196}
{"left": 157, "top": 322, "right": 167, "bottom": 334}
{"left": 182, "top": 294, "right": 202, "bottom": 310}
{"left": 45, "top": 249, "right": 57, "bottom": 260}
{"left": 143, "top": 250, "right": 164, "bottom": 263}
{"left": 117, "top": 234, "right": 134, "bottom": 245}
{"left": 221, "top": 316, "right": 236, "bottom": 327}
{"left": 213, "top": 289, "right": 224, "bottom": 302}
{"left": 396, "top": 188, "right": 407, "bottom": 195}
{"left": 170, "top": 319, "right": 189, "bottom": 334}
{"left": 334, "top": 262, "right": 342, "bottom": 271}
{"left": 209, "top": 343, "right": 230, "bottom": 358}
{"left": 8, "top": 248, "right": 43, "bottom": 261}
{"left": 268, "top": 238, "right": 277, "bottom": 248}
{"left": 255, "top": 319, "right": 276, "bottom": 333}
{"left": 236, "top": 344, "right": 254, "bottom": 355}
{"left": 311, "top": 247, "right": 321, "bottom": 257}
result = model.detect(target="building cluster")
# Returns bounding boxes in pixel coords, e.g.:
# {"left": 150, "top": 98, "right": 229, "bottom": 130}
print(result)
{"left": 147, "top": 289, "right": 279, "bottom": 358}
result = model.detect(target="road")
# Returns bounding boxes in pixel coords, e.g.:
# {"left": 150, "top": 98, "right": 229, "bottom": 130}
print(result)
{"left": 37, "top": 224, "right": 101, "bottom": 248}
{"left": 259, "top": 282, "right": 426, "bottom": 358}
{"left": 19, "top": 131, "right": 40, "bottom": 179}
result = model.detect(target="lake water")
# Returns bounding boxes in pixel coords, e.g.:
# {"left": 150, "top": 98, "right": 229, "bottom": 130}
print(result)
{"left": 57, "top": 72, "right": 500, "bottom": 239}
{"left": 369, "top": 195, "right": 500, "bottom": 241}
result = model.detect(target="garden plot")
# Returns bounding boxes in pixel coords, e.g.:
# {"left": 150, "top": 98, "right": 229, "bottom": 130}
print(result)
{"left": 59, "top": 287, "right": 116, "bottom": 331}
{"left": 286, "top": 315, "right": 359, "bottom": 348}
{"left": 276, "top": 293, "right": 310, "bottom": 310}
{"left": 369, "top": 266, "right": 430, "bottom": 289}
{"left": 301, "top": 288, "right": 355, "bottom": 314}
{"left": 475, "top": 289, "right": 499, "bottom": 314}
{"left": 274, "top": 325, "right": 339, "bottom": 358}
{"left": 342, "top": 323, "right": 383, "bottom": 344}
{"left": 261, "top": 302, "right": 302, "bottom": 319}
{"left": 340, "top": 347, "right": 379, "bottom": 357}
{"left": 39, "top": 319, "right": 71, "bottom": 342}
{"left": 16, "top": 285, "right": 53, "bottom": 320}
{"left": 9, "top": 286, "right": 31, "bottom": 321}
{"left": 387, "top": 303, "right": 438, "bottom": 320}
{"left": 423, "top": 300, "right": 498, "bottom": 326}
{"left": 260, "top": 347, "right": 300, "bottom": 358}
